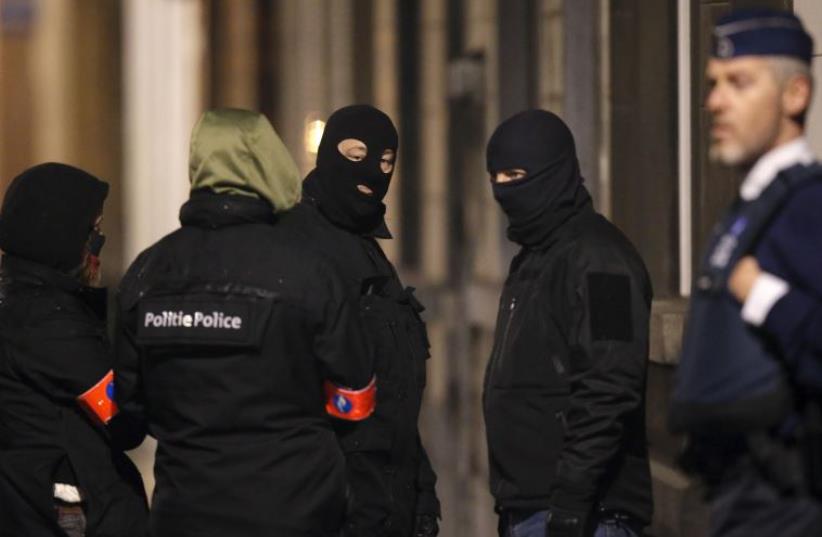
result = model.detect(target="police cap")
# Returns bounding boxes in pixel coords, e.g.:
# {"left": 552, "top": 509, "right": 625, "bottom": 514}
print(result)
{"left": 712, "top": 9, "right": 813, "bottom": 64}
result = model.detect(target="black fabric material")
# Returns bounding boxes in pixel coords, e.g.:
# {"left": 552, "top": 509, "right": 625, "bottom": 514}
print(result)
{"left": 486, "top": 110, "right": 591, "bottom": 249}
{"left": 305, "top": 105, "right": 398, "bottom": 235}
{"left": 588, "top": 273, "right": 633, "bottom": 342}
{"left": 482, "top": 205, "right": 653, "bottom": 527}
{"left": 546, "top": 506, "right": 589, "bottom": 537}
{"left": 413, "top": 513, "right": 439, "bottom": 537}
{"left": 286, "top": 197, "right": 440, "bottom": 537}
{"left": 0, "top": 163, "right": 108, "bottom": 272}
{"left": 116, "top": 192, "right": 373, "bottom": 537}
{"left": 0, "top": 255, "right": 148, "bottom": 537}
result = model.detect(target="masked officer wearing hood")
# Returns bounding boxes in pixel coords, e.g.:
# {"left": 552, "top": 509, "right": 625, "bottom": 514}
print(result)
{"left": 483, "top": 110, "right": 653, "bottom": 537}
{"left": 671, "top": 9, "right": 822, "bottom": 537}
{"left": 288, "top": 104, "right": 440, "bottom": 537}
{"left": 115, "top": 109, "right": 375, "bottom": 537}
{"left": 0, "top": 163, "right": 148, "bottom": 537}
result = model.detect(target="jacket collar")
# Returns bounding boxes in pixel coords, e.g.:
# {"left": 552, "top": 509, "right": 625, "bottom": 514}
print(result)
{"left": 179, "top": 189, "right": 278, "bottom": 228}
{"left": 1, "top": 255, "right": 108, "bottom": 319}
{"left": 301, "top": 193, "right": 392, "bottom": 239}
{"left": 1, "top": 254, "right": 83, "bottom": 293}
{"left": 741, "top": 137, "right": 815, "bottom": 201}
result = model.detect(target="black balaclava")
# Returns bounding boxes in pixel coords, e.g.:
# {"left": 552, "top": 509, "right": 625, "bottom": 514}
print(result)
{"left": 304, "top": 105, "right": 398, "bottom": 235}
{"left": 486, "top": 109, "right": 591, "bottom": 248}
{"left": 0, "top": 162, "right": 108, "bottom": 272}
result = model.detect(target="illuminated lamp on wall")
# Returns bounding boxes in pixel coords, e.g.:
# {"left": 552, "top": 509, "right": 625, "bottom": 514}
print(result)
{"left": 304, "top": 116, "right": 325, "bottom": 155}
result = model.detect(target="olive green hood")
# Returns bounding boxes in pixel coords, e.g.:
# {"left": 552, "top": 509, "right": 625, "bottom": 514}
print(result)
{"left": 188, "top": 108, "right": 301, "bottom": 212}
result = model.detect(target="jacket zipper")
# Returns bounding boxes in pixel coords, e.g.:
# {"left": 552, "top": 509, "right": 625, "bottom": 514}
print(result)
{"left": 494, "top": 296, "right": 517, "bottom": 369}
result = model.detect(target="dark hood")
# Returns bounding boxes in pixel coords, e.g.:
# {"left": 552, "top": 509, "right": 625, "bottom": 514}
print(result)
{"left": 0, "top": 162, "right": 108, "bottom": 272}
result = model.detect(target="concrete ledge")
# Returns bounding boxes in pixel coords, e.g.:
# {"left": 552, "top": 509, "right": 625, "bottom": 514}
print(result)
{"left": 649, "top": 458, "right": 710, "bottom": 537}
{"left": 649, "top": 298, "right": 688, "bottom": 365}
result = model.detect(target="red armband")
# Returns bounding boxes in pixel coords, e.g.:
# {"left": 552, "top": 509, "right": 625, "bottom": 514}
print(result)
{"left": 324, "top": 376, "right": 376, "bottom": 421}
{"left": 77, "top": 370, "right": 118, "bottom": 424}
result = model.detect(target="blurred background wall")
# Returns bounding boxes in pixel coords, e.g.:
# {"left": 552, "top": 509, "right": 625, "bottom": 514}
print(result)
{"left": 1, "top": 1, "right": 821, "bottom": 535}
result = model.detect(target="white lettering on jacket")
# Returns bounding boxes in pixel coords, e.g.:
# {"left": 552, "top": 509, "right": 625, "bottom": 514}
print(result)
{"left": 144, "top": 310, "right": 243, "bottom": 330}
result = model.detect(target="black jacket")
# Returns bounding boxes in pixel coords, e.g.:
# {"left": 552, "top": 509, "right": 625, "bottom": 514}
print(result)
{"left": 0, "top": 256, "right": 148, "bottom": 537}
{"left": 115, "top": 193, "right": 374, "bottom": 537}
{"left": 283, "top": 197, "right": 439, "bottom": 537}
{"left": 482, "top": 203, "right": 653, "bottom": 526}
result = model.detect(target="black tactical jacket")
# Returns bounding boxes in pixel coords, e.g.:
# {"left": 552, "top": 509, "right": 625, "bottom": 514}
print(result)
{"left": 0, "top": 255, "right": 148, "bottom": 537}
{"left": 482, "top": 204, "right": 653, "bottom": 527}
{"left": 115, "top": 192, "right": 374, "bottom": 537}
{"left": 284, "top": 197, "right": 439, "bottom": 537}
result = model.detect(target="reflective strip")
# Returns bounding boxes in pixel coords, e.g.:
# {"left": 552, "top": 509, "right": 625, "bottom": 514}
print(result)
{"left": 324, "top": 376, "right": 376, "bottom": 421}
{"left": 77, "top": 370, "right": 118, "bottom": 424}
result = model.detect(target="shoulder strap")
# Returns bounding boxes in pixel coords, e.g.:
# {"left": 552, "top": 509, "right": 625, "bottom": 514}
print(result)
{"left": 698, "top": 162, "right": 822, "bottom": 294}
{"left": 739, "top": 161, "right": 822, "bottom": 251}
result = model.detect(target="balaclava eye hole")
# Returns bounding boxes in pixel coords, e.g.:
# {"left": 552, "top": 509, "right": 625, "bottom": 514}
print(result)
{"left": 337, "top": 138, "right": 368, "bottom": 162}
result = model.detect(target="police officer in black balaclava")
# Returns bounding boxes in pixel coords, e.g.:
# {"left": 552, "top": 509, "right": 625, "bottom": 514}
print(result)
{"left": 482, "top": 110, "right": 653, "bottom": 537}
{"left": 293, "top": 104, "right": 441, "bottom": 537}
{"left": 0, "top": 163, "right": 148, "bottom": 537}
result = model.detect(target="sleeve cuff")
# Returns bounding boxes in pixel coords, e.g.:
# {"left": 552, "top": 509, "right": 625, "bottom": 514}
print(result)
{"left": 762, "top": 286, "right": 817, "bottom": 359}
{"left": 741, "top": 272, "right": 790, "bottom": 326}
{"left": 548, "top": 473, "right": 596, "bottom": 516}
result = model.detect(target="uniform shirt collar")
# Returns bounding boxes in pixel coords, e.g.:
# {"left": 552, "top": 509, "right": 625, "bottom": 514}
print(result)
{"left": 740, "top": 136, "right": 815, "bottom": 200}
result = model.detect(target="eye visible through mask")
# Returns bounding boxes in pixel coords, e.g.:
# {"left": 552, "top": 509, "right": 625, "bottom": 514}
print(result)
{"left": 337, "top": 138, "right": 396, "bottom": 196}
{"left": 492, "top": 168, "right": 528, "bottom": 184}
{"left": 338, "top": 138, "right": 367, "bottom": 162}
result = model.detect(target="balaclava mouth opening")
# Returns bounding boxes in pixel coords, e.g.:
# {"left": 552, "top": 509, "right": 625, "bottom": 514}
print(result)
{"left": 304, "top": 104, "right": 399, "bottom": 234}
{"left": 486, "top": 109, "right": 591, "bottom": 248}
{"left": 0, "top": 162, "right": 108, "bottom": 273}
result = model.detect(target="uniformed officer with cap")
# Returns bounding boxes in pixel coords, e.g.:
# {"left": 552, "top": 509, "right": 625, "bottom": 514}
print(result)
{"left": 671, "top": 9, "right": 822, "bottom": 537}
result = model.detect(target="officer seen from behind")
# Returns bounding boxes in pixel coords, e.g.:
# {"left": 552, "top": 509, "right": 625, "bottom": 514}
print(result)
{"left": 115, "top": 109, "right": 375, "bottom": 537}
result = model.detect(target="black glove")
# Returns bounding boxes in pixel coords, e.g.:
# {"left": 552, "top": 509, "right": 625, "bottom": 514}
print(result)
{"left": 414, "top": 513, "right": 439, "bottom": 537}
{"left": 546, "top": 507, "right": 589, "bottom": 537}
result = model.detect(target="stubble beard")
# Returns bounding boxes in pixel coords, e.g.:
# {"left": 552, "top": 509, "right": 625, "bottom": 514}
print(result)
{"left": 708, "top": 141, "right": 752, "bottom": 167}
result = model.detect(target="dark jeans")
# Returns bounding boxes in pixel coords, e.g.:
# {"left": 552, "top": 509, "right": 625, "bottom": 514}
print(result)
{"left": 499, "top": 510, "right": 641, "bottom": 537}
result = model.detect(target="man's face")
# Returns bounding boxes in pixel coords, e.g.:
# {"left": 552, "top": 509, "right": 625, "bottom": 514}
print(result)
{"left": 706, "top": 57, "right": 784, "bottom": 166}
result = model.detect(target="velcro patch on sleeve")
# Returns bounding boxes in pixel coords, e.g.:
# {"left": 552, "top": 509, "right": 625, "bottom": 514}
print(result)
{"left": 587, "top": 272, "right": 633, "bottom": 342}
{"left": 324, "top": 376, "right": 377, "bottom": 421}
{"left": 77, "top": 369, "right": 118, "bottom": 424}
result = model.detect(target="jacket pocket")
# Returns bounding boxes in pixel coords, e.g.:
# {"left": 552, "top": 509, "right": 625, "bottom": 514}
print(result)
{"left": 484, "top": 387, "right": 570, "bottom": 498}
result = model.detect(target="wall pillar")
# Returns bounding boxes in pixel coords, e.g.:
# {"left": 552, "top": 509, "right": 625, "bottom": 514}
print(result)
{"left": 122, "top": 0, "right": 205, "bottom": 266}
